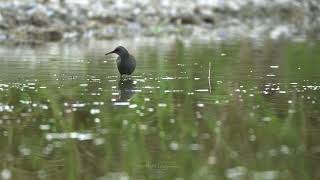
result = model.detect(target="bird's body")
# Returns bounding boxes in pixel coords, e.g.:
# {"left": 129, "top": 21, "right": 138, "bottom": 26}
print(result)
{"left": 116, "top": 55, "right": 136, "bottom": 75}
{"left": 106, "top": 46, "right": 136, "bottom": 75}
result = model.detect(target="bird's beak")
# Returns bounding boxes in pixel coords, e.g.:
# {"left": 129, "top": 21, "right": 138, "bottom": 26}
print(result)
{"left": 105, "top": 51, "right": 114, "bottom": 56}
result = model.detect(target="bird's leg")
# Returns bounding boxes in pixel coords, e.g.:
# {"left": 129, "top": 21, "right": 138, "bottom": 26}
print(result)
{"left": 120, "top": 74, "right": 130, "bottom": 80}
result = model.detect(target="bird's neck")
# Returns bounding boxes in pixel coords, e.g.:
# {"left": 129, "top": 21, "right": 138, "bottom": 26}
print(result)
{"left": 119, "top": 52, "right": 130, "bottom": 61}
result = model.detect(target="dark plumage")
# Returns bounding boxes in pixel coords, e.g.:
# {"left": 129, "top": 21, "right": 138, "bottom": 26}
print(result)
{"left": 105, "top": 46, "right": 136, "bottom": 75}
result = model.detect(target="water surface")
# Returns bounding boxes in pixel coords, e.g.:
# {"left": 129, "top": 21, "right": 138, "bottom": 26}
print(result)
{"left": 0, "top": 38, "right": 319, "bottom": 179}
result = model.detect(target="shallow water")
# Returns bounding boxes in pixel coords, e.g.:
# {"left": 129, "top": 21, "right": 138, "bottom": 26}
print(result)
{"left": 0, "top": 38, "right": 319, "bottom": 180}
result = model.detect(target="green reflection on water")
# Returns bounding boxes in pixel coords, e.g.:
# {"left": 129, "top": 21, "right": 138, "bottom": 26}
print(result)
{"left": 0, "top": 39, "right": 319, "bottom": 180}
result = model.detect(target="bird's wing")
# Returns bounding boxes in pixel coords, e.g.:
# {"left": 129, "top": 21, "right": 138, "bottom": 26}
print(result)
{"left": 130, "top": 55, "right": 136, "bottom": 65}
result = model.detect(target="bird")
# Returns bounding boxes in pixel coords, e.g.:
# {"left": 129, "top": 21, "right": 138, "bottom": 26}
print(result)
{"left": 105, "top": 46, "right": 136, "bottom": 75}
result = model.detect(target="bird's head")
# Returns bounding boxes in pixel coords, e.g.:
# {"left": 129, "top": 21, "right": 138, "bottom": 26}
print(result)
{"left": 105, "top": 46, "right": 129, "bottom": 56}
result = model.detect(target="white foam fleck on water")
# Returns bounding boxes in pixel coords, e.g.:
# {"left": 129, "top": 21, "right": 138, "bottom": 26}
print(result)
{"left": 1, "top": 169, "right": 11, "bottom": 180}
{"left": 208, "top": 156, "right": 216, "bottom": 165}
{"left": 195, "top": 89, "right": 209, "bottom": 92}
{"left": 268, "top": 149, "right": 278, "bottom": 157}
{"left": 147, "top": 108, "right": 154, "bottom": 112}
{"left": 19, "top": 146, "right": 31, "bottom": 156}
{"left": 123, "top": 120, "right": 128, "bottom": 126}
{"left": 164, "top": 90, "right": 184, "bottom": 93}
{"left": 158, "top": 103, "right": 167, "bottom": 107}
{"left": 196, "top": 111, "right": 202, "bottom": 119}
{"left": 39, "top": 86, "right": 47, "bottom": 89}
{"left": 114, "top": 102, "right": 130, "bottom": 106}
{"left": 40, "top": 124, "right": 50, "bottom": 130}
{"left": 80, "top": 84, "right": 88, "bottom": 87}
{"left": 94, "top": 118, "right": 100, "bottom": 123}
{"left": 77, "top": 133, "right": 93, "bottom": 141}
{"left": 46, "top": 132, "right": 93, "bottom": 141}
{"left": 270, "top": 65, "right": 279, "bottom": 68}
{"left": 143, "top": 86, "right": 155, "bottom": 89}
{"left": 288, "top": 100, "right": 293, "bottom": 104}
{"left": 91, "top": 78, "right": 101, "bottom": 82}
{"left": 225, "top": 166, "right": 247, "bottom": 179}
{"left": 266, "top": 74, "right": 276, "bottom": 77}
{"left": 20, "top": 100, "right": 31, "bottom": 104}
{"left": 169, "top": 141, "right": 179, "bottom": 151}
{"left": 0, "top": 84, "right": 9, "bottom": 88}
{"left": 194, "top": 78, "right": 200, "bottom": 80}
{"left": 161, "top": 77, "right": 174, "bottom": 80}
{"left": 70, "top": 132, "right": 77, "bottom": 138}
{"left": 249, "top": 135, "right": 256, "bottom": 141}
{"left": 90, "top": 109, "right": 100, "bottom": 114}
{"left": 280, "top": 145, "right": 290, "bottom": 154}
{"left": 93, "top": 102, "right": 104, "bottom": 105}
{"left": 94, "top": 138, "right": 105, "bottom": 145}
{"left": 139, "top": 124, "right": 147, "bottom": 130}
{"left": 112, "top": 92, "right": 120, "bottom": 95}
{"left": 279, "top": 91, "right": 286, "bottom": 94}
{"left": 221, "top": 53, "right": 227, "bottom": 56}
{"left": 119, "top": 175, "right": 129, "bottom": 180}
{"left": 40, "top": 105, "right": 49, "bottom": 110}
{"left": 190, "top": 144, "right": 201, "bottom": 151}
{"left": 129, "top": 104, "right": 138, "bottom": 108}
{"left": 253, "top": 171, "right": 279, "bottom": 180}
{"left": 0, "top": 104, "right": 13, "bottom": 112}
{"left": 262, "top": 117, "right": 272, "bottom": 122}
{"left": 169, "top": 119, "right": 175, "bottom": 123}
{"left": 197, "top": 103, "right": 204, "bottom": 107}
{"left": 288, "top": 109, "right": 296, "bottom": 114}
{"left": 71, "top": 103, "right": 85, "bottom": 108}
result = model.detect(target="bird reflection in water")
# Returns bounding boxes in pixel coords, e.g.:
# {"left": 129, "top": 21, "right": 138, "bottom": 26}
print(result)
{"left": 117, "top": 77, "right": 136, "bottom": 102}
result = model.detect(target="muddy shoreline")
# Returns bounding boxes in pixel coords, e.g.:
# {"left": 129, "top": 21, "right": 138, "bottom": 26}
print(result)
{"left": 0, "top": 0, "right": 319, "bottom": 42}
